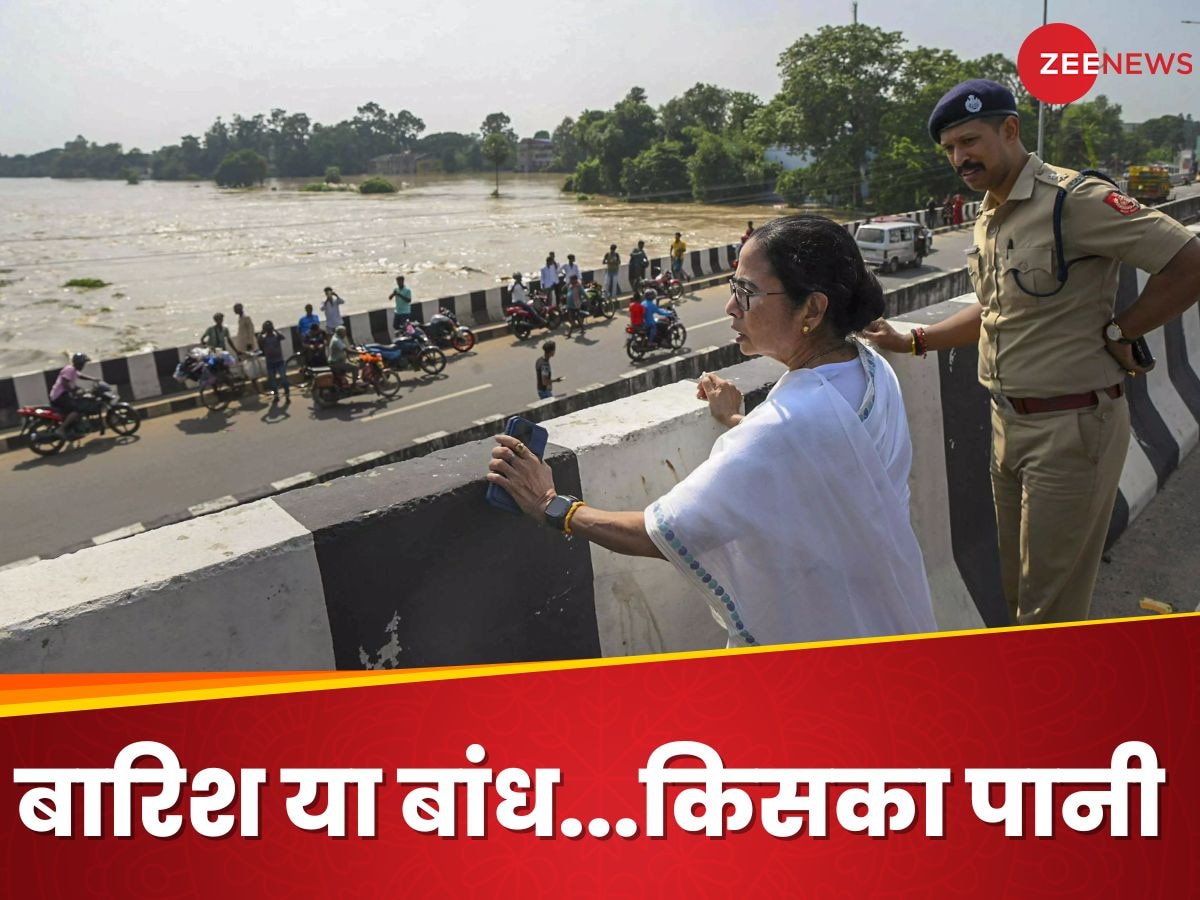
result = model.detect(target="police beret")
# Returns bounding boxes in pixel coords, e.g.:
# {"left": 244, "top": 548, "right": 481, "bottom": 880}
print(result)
{"left": 928, "top": 79, "right": 1019, "bottom": 143}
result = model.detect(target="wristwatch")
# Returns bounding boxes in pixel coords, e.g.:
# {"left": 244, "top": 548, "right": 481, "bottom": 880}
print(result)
{"left": 1105, "top": 319, "right": 1133, "bottom": 343}
{"left": 544, "top": 494, "right": 582, "bottom": 532}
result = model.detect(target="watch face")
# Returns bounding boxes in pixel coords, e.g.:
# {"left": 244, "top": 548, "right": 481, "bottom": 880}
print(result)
{"left": 1105, "top": 322, "right": 1122, "bottom": 341}
{"left": 545, "top": 496, "right": 573, "bottom": 525}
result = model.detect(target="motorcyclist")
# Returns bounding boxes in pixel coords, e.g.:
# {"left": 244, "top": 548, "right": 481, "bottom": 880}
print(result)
{"left": 510, "top": 272, "right": 549, "bottom": 327}
{"left": 641, "top": 289, "right": 669, "bottom": 344}
{"left": 49, "top": 352, "right": 98, "bottom": 438}
{"left": 327, "top": 325, "right": 358, "bottom": 385}
{"left": 302, "top": 322, "right": 328, "bottom": 366}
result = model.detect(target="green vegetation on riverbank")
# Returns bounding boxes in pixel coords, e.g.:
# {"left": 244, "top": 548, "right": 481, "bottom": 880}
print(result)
{"left": 2, "top": 24, "right": 1194, "bottom": 211}
{"left": 63, "top": 278, "right": 110, "bottom": 289}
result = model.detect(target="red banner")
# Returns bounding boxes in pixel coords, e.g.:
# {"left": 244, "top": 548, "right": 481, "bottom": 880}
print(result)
{"left": 2, "top": 616, "right": 1197, "bottom": 898}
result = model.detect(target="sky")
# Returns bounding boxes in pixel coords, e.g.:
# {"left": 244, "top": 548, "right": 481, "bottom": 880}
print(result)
{"left": 0, "top": 0, "right": 1197, "bottom": 156}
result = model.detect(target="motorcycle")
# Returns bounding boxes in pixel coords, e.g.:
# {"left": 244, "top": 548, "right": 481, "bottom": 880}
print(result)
{"left": 421, "top": 308, "right": 476, "bottom": 353}
{"left": 636, "top": 268, "right": 684, "bottom": 302}
{"left": 582, "top": 282, "right": 618, "bottom": 320}
{"left": 310, "top": 350, "right": 403, "bottom": 408}
{"left": 625, "top": 308, "right": 687, "bottom": 361}
{"left": 506, "top": 301, "right": 561, "bottom": 341}
{"left": 18, "top": 382, "right": 140, "bottom": 456}
{"left": 364, "top": 328, "right": 447, "bottom": 376}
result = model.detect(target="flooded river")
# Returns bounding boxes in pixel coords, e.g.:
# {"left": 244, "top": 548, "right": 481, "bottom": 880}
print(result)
{"left": 0, "top": 174, "right": 790, "bottom": 375}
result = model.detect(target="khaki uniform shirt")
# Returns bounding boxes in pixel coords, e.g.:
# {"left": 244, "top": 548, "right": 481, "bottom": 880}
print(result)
{"left": 969, "top": 153, "right": 1194, "bottom": 397}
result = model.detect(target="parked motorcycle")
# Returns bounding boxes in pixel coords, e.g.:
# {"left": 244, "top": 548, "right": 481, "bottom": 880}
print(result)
{"left": 505, "top": 302, "right": 561, "bottom": 341}
{"left": 421, "top": 309, "right": 476, "bottom": 353}
{"left": 636, "top": 268, "right": 684, "bottom": 302}
{"left": 364, "top": 329, "right": 447, "bottom": 375}
{"left": 18, "top": 382, "right": 140, "bottom": 456}
{"left": 310, "top": 350, "right": 403, "bottom": 407}
{"left": 582, "top": 282, "right": 619, "bottom": 320}
{"left": 625, "top": 309, "right": 687, "bottom": 361}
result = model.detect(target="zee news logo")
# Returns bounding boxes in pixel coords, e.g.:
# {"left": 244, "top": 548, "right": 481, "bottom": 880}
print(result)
{"left": 1018, "top": 23, "right": 1193, "bottom": 104}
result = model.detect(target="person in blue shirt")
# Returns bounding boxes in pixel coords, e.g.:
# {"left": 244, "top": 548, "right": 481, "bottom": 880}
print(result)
{"left": 298, "top": 303, "right": 321, "bottom": 338}
{"left": 641, "top": 289, "right": 668, "bottom": 343}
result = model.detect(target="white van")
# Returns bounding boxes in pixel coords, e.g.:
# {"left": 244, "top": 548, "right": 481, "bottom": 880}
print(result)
{"left": 854, "top": 219, "right": 932, "bottom": 273}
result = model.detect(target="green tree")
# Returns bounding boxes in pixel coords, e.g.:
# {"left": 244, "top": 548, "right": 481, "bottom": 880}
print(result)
{"left": 481, "top": 131, "right": 510, "bottom": 194}
{"left": 775, "top": 25, "right": 907, "bottom": 206}
{"left": 213, "top": 149, "right": 268, "bottom": 187}
{"left": 1051, "top": 96, "right": 1125, "bottom": 169}
{"left": 688, "top": 132, "right": 779, "bottom": 202}
{"left": 551, "top": 117, "right": 580, "bottom": 171}
{"left": 620, "top": 140, "right": 690, "bottom": 200}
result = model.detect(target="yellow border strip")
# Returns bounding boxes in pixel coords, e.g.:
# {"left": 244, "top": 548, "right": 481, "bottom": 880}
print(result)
{"left": 1, "top": 613, "right": 1194, "bottom": 718}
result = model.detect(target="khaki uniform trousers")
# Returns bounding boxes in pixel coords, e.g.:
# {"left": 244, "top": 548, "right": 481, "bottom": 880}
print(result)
{"left": 990, "top": 390, "right": 1130, "bottom": 625}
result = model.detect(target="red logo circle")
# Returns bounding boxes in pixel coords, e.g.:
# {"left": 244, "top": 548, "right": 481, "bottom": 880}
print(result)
{"left": 1018, "top": 23, "right": 1099, "bottom": 104}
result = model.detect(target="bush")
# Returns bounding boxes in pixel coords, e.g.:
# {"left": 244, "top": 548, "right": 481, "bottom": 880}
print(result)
{"left": 63, "top": 278, "right": 110, "bottom": 289}
{"left": 572, "top": 158, "right": 605, "bottom": 195}
{"left": 213, "top": 149, "right": 268, "bottom": 188}
{"left": 359, "top": 177, "right": 397, "bottom": 194}
{"left": 324, "top": 166, "right": 342, "bottom": 184}
{"left": 561, "top": 175, "right": 575, "bottom": 192}
{"left": 620, "top": 140, "right": 690, "bottom": 201}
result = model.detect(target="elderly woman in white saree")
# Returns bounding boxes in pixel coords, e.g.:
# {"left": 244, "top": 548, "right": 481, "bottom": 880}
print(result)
{"left": 488, "top": 215, "right": 936, "bottom": 647}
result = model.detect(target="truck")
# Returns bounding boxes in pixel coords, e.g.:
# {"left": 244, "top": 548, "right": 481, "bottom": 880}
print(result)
{"left": 1126, "top": 165, "right": 1172, "bottom": 204}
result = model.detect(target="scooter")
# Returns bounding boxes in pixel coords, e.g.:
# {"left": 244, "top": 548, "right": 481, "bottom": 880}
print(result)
{"left": 421, "top": 308, "right": 476, "bottom": 353}
{"left": 625, "top": 309, "right": 687, "bottom": 361}
{"left": 18, "top": 382, "right": 140, "bottom": 456}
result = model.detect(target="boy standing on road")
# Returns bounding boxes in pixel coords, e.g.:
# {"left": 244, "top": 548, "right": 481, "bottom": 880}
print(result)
{"left": 536, "top": 340, "right": 561, "bottom": 400}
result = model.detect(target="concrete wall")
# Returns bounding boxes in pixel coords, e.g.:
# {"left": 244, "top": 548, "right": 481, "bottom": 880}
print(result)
{"left": 4, "top": 248, "right": 1200, "bottom": 670}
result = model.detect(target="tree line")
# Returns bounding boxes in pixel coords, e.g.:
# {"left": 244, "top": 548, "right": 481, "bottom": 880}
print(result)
{"left": 1, "top": 25, "right": 1194, "bottom": 209}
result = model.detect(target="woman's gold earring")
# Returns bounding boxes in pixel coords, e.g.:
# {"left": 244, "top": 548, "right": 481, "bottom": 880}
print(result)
{"left": 802, "top": 326, "right": 810, "bottom": 334}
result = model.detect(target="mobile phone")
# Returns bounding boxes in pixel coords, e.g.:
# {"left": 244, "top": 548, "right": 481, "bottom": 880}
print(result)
{"left": 485, "top": 416, "right": 549, "bottom": 514}
{"left": 1130, "top": 336, "right": 1156, "bottom": 372}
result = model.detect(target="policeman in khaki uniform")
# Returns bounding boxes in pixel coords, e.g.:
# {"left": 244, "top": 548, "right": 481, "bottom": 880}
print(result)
{"left": 866, "top": 79, "right": 1200, "bottom": 625}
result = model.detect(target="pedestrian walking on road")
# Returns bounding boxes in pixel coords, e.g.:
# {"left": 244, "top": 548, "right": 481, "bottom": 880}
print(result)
{"left": 925, "top": 196, "right": 938, "bottom": 229}
{"left": 258, "top": 320, "right": 289, "bottom": 403}
{"left": 389, "top": 275, "right": 412, "bottom": 335}
{"left": 629, "top": 239, "right": 649, "bottom": 291}
{"left": 536, "top": 340, "right": 561, "bottom": 400}
{"left": 231, "top": 303, "right": 256, "bottom": 357}
{"left": 670, "top": 232, "right": 688, "bottom": 280}
{"left": 864, "top": 77, "right": 1200, "bottom": 626}
{"left": 602, "top": 244, "right": 621, "bottom": 299}
{"left": 540, "top": 256, "right": 559, "bottom": 308}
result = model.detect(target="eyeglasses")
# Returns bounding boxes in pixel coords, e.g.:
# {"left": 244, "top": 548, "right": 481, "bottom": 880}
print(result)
{"left": 728, "top": 278, "right": 789, "bottom": 312}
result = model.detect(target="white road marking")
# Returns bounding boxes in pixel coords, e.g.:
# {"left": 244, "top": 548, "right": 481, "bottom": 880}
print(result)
{"left": 272, "top": 472, "right": 318, "bottom": 491}
{"left": 92, "top": 523, "right": 146, "bottom": 545}
{"left": 346, "top": 450, "right": 386, "bottom": 465}
{"left": 413, "top": 430, "right": 449, "bottom": 443}
{"left": 366, "top": 383, "right": 493, "bottom": 422}
{"left": 188, "top": 495, "right": 239, "bottom": 517}
{"left": 690, "top": 315, "right": 734, "bottom": 331}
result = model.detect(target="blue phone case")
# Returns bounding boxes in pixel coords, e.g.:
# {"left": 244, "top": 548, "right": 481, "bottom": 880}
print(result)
{"left": 485, "top": 416, "right": 549, "bottom": 514}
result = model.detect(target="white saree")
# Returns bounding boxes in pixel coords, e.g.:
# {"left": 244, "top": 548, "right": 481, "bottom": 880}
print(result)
{"left": 645, "top": 342, "right": 935, "bottom": 647}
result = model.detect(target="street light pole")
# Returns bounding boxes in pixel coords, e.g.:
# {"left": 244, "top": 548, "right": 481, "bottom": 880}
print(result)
{"left": 1036, "top": 0, "right": 1047, "bottom": 158}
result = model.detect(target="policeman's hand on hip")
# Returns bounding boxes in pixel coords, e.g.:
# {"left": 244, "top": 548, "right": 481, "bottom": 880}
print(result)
{"left": 1103, "top": 333, "right": 1152, "bottom": 378}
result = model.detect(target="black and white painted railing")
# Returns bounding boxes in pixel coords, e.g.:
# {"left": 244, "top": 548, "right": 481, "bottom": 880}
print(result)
{"left": 0, "top": 244, "right": 745, "bottom": 431}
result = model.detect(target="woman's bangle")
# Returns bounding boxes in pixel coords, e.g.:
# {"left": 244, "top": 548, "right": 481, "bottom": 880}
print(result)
{"left": 912, "top": 327, "right": 928, "bottom": 358}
